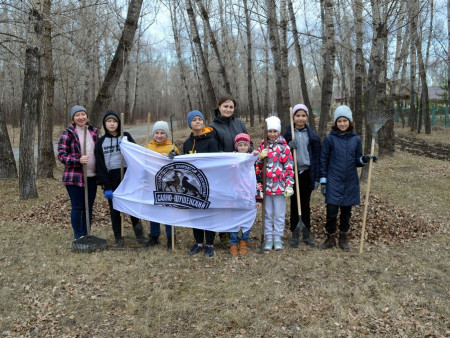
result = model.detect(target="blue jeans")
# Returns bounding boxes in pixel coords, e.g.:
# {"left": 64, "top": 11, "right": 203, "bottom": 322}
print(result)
{"left": 150, "top": 221, "right": 175, "bottom": 238}
{"left": 66, "top": 177, "right": 97, "bottom": 239}
{"left": 229, "top": 229, "right": 250, "bottom": 245}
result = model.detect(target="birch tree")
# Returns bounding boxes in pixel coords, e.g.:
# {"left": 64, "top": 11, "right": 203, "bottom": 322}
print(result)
{"left": 184, "top": 0, "right": 216, "bottom": 118}
{"left": 19, "top": 0, "right": 43, "bottom": 199}
{"left": 287, "top": 0, "right": 315, "bottom": 131}
{"left": 37, "top": 0, "right": 55, "bottom": 179}
{"left": 318, "top": 0, "right": 335, "bottom": 139}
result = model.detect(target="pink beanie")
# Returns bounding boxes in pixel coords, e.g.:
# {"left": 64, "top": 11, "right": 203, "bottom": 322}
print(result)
{"left": 234, "top": 133, "right": 251, "bottom": 150}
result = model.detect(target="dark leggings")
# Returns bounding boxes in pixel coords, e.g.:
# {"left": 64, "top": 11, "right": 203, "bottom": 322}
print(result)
{"left": 325, "top": 204, "right": 352, "bottom": 234}
{"left": 107, "top": 199, "right": 140, "bottom": 239}
{"left": 193, "top": 228, "right": 215, "bottom": 246}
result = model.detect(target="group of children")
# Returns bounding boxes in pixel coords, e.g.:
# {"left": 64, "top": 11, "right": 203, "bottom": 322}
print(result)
{"left": 58, "top": 100, "right": 376, "bottom": 257}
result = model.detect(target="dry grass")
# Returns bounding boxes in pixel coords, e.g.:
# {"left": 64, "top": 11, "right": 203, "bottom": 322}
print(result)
{"left": 1, "top": 125, "right": 449, "bottom": 336}
{"left": 394, "top": 125, "right": 450, "bottom": 145}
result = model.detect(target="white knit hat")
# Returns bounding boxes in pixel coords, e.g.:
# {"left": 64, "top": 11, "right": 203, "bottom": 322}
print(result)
{"left": 152, "top": 121, "right": 170, "bottom": 135}
{"left": 334, "top": 105, "right": 353, "bottom": 123}
{"left": 266, "top": 116, "right": 281, "bottom": 133}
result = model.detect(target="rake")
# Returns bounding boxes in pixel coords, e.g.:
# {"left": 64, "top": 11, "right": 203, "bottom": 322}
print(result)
{"left": 359, "top": 109, "right": 391, "bottom": 253}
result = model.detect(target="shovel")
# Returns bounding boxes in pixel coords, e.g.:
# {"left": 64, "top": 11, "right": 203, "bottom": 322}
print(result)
{"left": 71, "top": 125, "right": 107, "bottom": 252}
{"left": 288, "top": 107, "right": 306, "bottom": 248}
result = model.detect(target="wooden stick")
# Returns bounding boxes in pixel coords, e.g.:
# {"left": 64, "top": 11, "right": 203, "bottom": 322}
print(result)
{"left": 145, "top": 112, "right": 151, "bottom": 147}
{"left": 83, "top": 126, "right": 90, "bottom": 236}
{"left": 289, "top": 107, "right": 302, "bottom": 218}
{"left": 120, "top": 113, "right": 125, "bottom": 245}
{"left": 359, "top": 138, "right": 375, "bottom": 253}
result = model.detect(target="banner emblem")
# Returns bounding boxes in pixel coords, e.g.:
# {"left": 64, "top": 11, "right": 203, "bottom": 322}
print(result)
{"left": 154, "top": 162, "right": 210, "bottom": 209}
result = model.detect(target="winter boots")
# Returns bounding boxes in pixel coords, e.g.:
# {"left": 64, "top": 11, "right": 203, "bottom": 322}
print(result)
{"left": 133, "top": 222, "right": 148, "bottom": 244}
{"left": 291, "top": 227, "right": 315, "bottom": 247}
{"left": 302, "top": 228, "right": 315, "bottom": 247}
{"left": 238, "top": 241, "right": 248, "bottom": 255}
{"left": 229, "top": 241, "right": 249, "bottom": 255}
{"left": 320, "top": 232, "right": 350, "bottom": 251}
{"left": 319, "top": 233, "right": 336, "bottom": 249}
{"left": 145, "top": 235, "right": 160, "bottom": 248}
{"left": 229, "top": 244, "right": 238, "bottom": 255}
{"left": 290, "top": 227, "right": 300, "bottom": 248}
{"left": 338, "top": 232, "right": 350, "bottom": 252}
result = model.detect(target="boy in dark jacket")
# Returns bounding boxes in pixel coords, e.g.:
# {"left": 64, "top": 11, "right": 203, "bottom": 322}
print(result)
{"left": 95, "top": 110, "right": 147, "bottom": 246}
{"left": 283, "top": 104, "right": 321, "bottom": 247}
{"left": 183, "top": 110, "right": 219, "bottom": 257}
{"left": 319, "top": 105, "right": 377, "bottom": 251}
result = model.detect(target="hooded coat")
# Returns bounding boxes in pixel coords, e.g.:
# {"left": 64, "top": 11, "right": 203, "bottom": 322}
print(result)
{"left": 210, "top": 109, "right": 249, "bottom": 152}
{"left": 183, "top": 127, "right": 219, "bottom": 154}
{"left": 320, "top": 129, "right": 365, "bottom": 206}
{"left": 283, "top": 124, "right": 321, "bottom": 188}
{"left": 255, "top": 136, "right": 294, "bottom": 196}
{"left": 94, "top": 110, "right": 135, "bottom": 191}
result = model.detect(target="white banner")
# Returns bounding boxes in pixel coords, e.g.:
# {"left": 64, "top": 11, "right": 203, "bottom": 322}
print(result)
{"left": 113, "top": 138, "right": 258, "bottom": 233}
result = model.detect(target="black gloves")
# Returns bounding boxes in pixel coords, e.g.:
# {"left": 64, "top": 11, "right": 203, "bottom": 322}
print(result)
{"left": 168, "top": 151, "right": 177, "bottom": 159}
{"left": 362, "top": 154, "right": 378, "bottom": 164}
{"left": 288, "top": 140, "right": 297, "bottom": 151}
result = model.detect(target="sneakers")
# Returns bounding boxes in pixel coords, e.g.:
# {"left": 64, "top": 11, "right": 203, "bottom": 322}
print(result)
{"left": 229, "top": 244, "right": 238, "bottom": 255}
{"left": 238, "top": 241, "right": 248, "bottom": 255}
{"left": 204, "top": 245, "right": 215, "bottom": 258}
{"left": 264, "top": 238, "right": 273, "bottom": 251}
{"left": 188, "top": 244, "right": 203, "bottom": 256}
{"left": 274, "top": 239, "right": 284, "bottom": 251}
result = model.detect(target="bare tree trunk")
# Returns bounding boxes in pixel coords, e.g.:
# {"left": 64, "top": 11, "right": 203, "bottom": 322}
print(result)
{"left": 125, "top": 58, "right": 131, "bottom": 116}
{"left": 265, "top": 0, "right": 283, "bottom": 118}
{"left": 409, "top": 4, "right": 417, "bottom": 131}
{"left": 353, "top": 0, "right": 363, "bottom": 136}
{"left": 279, "top": 0, "right": 290, "bottom": 126}
{"left": 412, "top": 0, "right": 430, "bottom": 134}
{"left": 318, "top": 0, "right": 335, "bottom": 139}
{"left": 37, "top": 0, "right": 55, "bottom": 179}
{"left": 0, "top": 105, "right": 17, "bottom": 179}
{"left": 243, "top": 0, "right": 255, "bottom": 127}
{"left": 20, "top": 3, "right": 43, "bottom": 199}
{"left": 170, "top": 2, "right": 193, "bottom": 112}
{"left": 90, "top": 0, "right": 144, "bottom": 128}
{"left": 287, "top": 0, "right": 315, "bottom": 131}
{"left": 185, "top": 0, "right": 216, "bottom": 117}
{"left": 263, "top": 38, "right": 269, "bottom": 121}
{"left": 194, "top": 0, "right": 231, "bottom": 96}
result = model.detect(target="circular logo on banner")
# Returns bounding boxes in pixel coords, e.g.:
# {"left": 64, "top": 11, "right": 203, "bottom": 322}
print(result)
{"left": 154, "top": 162, "right": 210, "bottom": 209}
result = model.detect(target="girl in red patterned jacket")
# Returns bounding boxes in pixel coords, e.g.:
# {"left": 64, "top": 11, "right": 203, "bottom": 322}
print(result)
{"left": 256, "top": 116, "right": 294, "bottom": 251}
{"left": 57, "top": 105, "right": 99, "bottom": 240}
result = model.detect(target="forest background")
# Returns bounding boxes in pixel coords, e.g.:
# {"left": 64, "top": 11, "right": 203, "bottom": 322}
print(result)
{"left": 0, "top": 1, "right": 449, "bottom": 335}
{"left": 0, "top": 0, "right": 448, "bottom": 199}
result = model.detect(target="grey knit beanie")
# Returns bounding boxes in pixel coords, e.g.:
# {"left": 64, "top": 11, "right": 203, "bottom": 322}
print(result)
{"left": 152, "top": 121, "right": 170, "bottom": 136}
{"left": 334, "top": 105, "right": 353, "bottom": 123}
{"left": 70, "top": 105, "right": 87, "bottom": 120}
